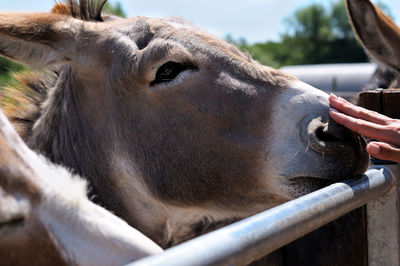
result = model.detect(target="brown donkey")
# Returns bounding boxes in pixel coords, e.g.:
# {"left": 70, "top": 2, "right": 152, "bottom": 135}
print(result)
{"left": 0, "top": 0, "right": 369, "bottom": 264}
{"left": 347, "top": 0, "right": 400, "bottom": 89}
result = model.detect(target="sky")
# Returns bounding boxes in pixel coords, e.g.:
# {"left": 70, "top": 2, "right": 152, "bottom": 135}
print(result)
{"left": 0, "top": 0, "right": 399, "bottom": 44}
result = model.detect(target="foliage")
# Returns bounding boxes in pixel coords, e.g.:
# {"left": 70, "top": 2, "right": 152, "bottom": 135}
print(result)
{"left": 331, "top": 0, "right": 353, "bottom": 39}
{"left": 0, "top": 58, "right": 25, "bottom": 87}
{"left": 103, "top": 1, "right": 127, "bottom": 18}
{"left": 230, "top": 0, "right": 393, "bottom": 68}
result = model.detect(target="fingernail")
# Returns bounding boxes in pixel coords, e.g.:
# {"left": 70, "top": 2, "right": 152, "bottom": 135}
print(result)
{"left": 338, "top": 97, "right": 347, "bottom": 102}
{"left": 330, "top": 93, "right": 338, "bottom": 99}
{"left": 367, "top": 143, "right": 380, "bottom": 155}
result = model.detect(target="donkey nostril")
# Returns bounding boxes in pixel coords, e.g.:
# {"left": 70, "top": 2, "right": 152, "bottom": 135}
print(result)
{"left": 302, "top": 115, "right": 362, "bottom": 154}
{"left": 304, "top": 117, "right": 358, "bottom": 154}
{"left": 315, "top": 125, "right": 346, "bottom": 143}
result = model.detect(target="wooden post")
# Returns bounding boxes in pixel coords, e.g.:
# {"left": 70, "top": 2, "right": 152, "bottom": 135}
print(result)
{"left": 359, "top": 89, "right": 383, "bottom": 113}
{"left": 359, "top": 89, "right": 400, "bottom": 266}
{"left": 360, "top": 89, "right": 400, "bottom": 118}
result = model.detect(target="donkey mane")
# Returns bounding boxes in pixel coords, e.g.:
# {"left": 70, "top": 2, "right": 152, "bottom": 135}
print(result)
{"left": 58, "top": 0, "right": 107, "bottom": 21}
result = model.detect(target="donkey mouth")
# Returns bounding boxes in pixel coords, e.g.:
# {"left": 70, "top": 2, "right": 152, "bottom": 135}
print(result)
{"left": 0, "top": 216, "right": 25, "bottom": 229}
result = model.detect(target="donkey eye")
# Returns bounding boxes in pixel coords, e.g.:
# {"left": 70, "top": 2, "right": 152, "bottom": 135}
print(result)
{"left": 151, "top": 61, "right": 197, "bottom": 86}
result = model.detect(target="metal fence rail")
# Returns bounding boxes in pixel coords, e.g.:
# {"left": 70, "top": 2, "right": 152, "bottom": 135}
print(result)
{"left": 129, "top": 167, "right": 394, "bottom": 266}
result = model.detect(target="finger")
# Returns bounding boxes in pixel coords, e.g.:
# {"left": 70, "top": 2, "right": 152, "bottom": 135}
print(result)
{"left": 367, "top": 142, "right": 400, "bottom": 163}
{"left": 329, "top": 108, "right": 400, "bottom": 146}
{"left": 329, "top": 94, "right": 393, "bottom": 125}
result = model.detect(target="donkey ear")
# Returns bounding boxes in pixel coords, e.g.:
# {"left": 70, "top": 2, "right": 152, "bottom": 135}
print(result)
{"left": 0, "top": 12, "right": 81, "bottom": 68}
{"left": 346, "top": 0, "right": 400, "bottom": 72}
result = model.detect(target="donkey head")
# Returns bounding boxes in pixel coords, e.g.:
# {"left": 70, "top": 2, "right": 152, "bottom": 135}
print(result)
{"left": 0, "top": 1, "right": 369, "bottom": 246}
{"left": 347, "top": 0, "right": 400, "bottom": 89}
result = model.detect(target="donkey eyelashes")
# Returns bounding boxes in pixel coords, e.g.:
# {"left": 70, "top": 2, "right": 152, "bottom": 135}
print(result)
{"left": 150, "top": 61, "right": 198, "bottom": 86}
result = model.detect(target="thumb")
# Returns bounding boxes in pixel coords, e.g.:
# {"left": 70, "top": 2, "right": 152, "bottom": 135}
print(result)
{"left": 367, "top": 142, "right": 400, "bottom": 163}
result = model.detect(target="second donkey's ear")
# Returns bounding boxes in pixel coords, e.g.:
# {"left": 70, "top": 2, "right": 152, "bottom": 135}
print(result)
{"left": 346, "top": 0, "right": 400, "bottom": 72}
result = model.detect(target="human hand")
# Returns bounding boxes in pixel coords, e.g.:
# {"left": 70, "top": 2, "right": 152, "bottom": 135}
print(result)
{"left": 329, "top": 94, "right": 400, "bottom": 163}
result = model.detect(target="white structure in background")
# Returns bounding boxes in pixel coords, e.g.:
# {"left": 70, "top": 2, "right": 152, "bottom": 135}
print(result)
{"left": 281, "top": 63, "right": 377, "bottom": 98}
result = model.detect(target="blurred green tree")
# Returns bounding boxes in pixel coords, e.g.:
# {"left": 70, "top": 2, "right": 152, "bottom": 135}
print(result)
{"left": 230, "top": 0, "right": 394, "bottom": 67}
{"left": 0, "top": 58, "right": 25, "bottom": 87}
{"left": 103, "top": 1, "right": 127, "bottom": 18}
{"left": 284, "top": 4, "right": 332, "bottom": 41}
{"left": 331, "top": 0, "right": 353, "bottom": 39}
